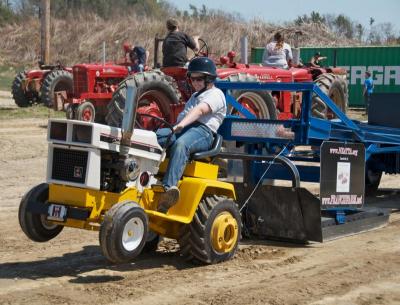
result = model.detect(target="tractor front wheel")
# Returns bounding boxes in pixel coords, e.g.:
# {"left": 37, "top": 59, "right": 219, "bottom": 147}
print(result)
{"left": 178, "top": 195, "right": 241, "bottom": 264}
{"left": 76, "top": 101, "right": 95, "bottom": 122}
{"left": 18, "top": 183, "right": 64, "bottom": 242}
{"left": 99, "top": 201, "right": 148, "bottom": 263}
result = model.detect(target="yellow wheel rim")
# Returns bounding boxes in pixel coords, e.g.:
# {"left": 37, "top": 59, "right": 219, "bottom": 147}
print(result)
{"left": 211, "top": 211, "right": 239, "bottom": 253}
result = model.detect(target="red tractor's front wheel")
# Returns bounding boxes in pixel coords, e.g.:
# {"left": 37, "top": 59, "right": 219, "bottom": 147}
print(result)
{"left": 76, "top": 101, "right": 95, "bottom": 122}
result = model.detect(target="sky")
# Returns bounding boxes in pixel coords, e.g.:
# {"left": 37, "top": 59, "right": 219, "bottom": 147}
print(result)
{"left": 171, "top": 0, "right": 400, "bottom": 32}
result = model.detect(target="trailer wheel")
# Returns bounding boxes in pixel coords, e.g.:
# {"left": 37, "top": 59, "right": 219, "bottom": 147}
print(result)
{"left": 11, "top": 71, "right": 31, "bottom": 107}
{"left": 40, "top": 70, "right": 73, "bottom": 107}
{"left": 76, "top": 101, "right": 95, "bottom": 122}
{"left": 365, "top": 169, "right": 382, "bottom": 195}
{"left": 312, "top": 73, "right": 348, "bottom": 119}
{"left": 178, "top": 195, "right": 241, "bottom": 264}
{"left": 106, "top": 71, "right": 180, "bottom": 128}
{"left": 99, "top": 201, "right": 148, "bottom": 263}
{"left": 18, "top": 183, "right": 64, "bottom": 242}
{"left": 226, "top": 73, "right": 277, "bottom": 119}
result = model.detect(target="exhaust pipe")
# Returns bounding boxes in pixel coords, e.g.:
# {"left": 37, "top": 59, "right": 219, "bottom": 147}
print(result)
{"left": 120, "top": 84, "right": 138, "bottom": 153}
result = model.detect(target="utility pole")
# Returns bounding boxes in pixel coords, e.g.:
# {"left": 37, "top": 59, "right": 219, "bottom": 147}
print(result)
{"left": 40, "top": 0, "right": 50, "bottom": 64}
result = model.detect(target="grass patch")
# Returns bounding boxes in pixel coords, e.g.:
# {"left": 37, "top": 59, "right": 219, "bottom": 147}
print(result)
{"left": 0, "top": 65, "right": 18, "bottom": 91}
{"left": 0, "top": 104, "right": 65, "bottom": 120}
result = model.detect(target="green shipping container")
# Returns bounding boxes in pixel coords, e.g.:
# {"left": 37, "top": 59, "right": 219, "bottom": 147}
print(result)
{"left": 250, "top": 46, "right": 400, "bottom": 107}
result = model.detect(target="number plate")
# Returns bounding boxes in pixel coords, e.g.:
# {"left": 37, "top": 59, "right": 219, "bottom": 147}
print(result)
{"left": 47, "top": 204, "right": 67, "bottom": 222}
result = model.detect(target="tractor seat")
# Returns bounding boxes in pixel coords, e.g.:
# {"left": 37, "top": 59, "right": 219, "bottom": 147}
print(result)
{"left": 191, "top": 134, "right": 223, "bottom": 161}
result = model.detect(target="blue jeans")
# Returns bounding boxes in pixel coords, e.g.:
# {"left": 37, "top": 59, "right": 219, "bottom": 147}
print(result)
{"left": 156, "top": 124, "right": 214, "bottom": 188}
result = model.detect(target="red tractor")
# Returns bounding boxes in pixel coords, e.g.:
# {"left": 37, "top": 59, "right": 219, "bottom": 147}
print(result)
{"left": 11, "top": 62, "right": 73, "bottom": 107}
{"left": 104, "top": 40, "right": 348, "bottom": 129}
{"left": 55, "top": 45, "right": 149, "bottom": 122}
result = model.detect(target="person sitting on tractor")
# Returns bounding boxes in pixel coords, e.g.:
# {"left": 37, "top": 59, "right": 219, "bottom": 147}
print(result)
{"left": 156, "top": 57, "right": 226, "bottom": 212}
{"left": 123, "top": 42, "right": 148, "bottom": 72}
{"left": 309, "top": 52, "right": 327, "bottom": 68}
{"left": 162, "top": 18, "right": 200, "bottom": 67}
{"left": 262, "top": 32, "right": 293, "bottom": 69}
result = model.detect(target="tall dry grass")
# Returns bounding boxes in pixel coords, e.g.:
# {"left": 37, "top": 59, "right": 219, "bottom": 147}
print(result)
{"left": 0, "top": 13, "right": 359, "bottom": 68}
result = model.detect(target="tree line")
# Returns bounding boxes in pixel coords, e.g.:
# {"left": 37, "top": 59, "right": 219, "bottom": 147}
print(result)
{"left": 0, "top": 1, "right": 398, "bottom": 45}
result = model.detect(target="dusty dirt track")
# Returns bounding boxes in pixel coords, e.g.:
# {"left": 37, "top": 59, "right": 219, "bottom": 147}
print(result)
{"left": 0, "top": 96, "right": 400, "bottom": 305}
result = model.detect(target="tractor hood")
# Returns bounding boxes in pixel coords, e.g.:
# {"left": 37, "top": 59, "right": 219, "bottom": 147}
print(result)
{"left": 73, "top": 64, "right": 129, "bottom": 77}
{"left": 217, "top": 65, "right": 293, "bottom": 82}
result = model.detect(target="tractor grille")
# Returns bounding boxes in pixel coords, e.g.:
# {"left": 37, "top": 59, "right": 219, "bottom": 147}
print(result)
{"left": 51, "top": 147, "right": 88, "bottom": 184}
{"left": 73, "top": 68, "right": 88, "bottom": 96}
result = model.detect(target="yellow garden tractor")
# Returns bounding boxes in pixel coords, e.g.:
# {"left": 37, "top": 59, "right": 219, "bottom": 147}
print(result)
{"left": 19, "top": 85, "right": 241, "bottom": 264}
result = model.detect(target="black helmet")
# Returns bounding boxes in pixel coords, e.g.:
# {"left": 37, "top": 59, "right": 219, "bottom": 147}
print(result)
{"left": 187, "top": 57, "right": 217, "bottom": 80}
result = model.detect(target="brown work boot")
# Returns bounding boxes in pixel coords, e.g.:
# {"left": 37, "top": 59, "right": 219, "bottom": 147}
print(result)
{"left": 157, "top": 186, "right": 180, "bottom": 213}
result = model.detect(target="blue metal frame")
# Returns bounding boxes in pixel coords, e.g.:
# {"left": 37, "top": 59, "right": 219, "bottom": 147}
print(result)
{"left": 215, "top": 80, "right": 400, "bottom": 182}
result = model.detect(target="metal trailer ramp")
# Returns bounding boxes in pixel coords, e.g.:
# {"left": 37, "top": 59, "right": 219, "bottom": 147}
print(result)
{"left": 234, "top": 183, "right": 390, "bottom": 243}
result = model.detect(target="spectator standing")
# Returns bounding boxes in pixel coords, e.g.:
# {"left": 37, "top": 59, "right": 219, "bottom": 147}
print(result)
{"left": 363, "top": 71, "right": 374, "bottom": 115}
{"left": 262, "top": 32, "right": 293, "bottom": 69}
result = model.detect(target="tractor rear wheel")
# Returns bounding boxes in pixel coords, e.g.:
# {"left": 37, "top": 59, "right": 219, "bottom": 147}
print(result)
{"left": 226, "top": 73, "right": 277, "bottom": 119}
{"left": 99, "top": 201, "right": 148, "bottom": 263}
{"left": 11, "top": 71, "right": 31, "bottom": 107}
{"left": 18, "top": 183, "right": 64, "bottom": 242}
{"left": 106, "top": 71, "right": 181, "bottom": 128}
{"left": 40, "top": 70, "right": 73, "bottom": 107}
{"left": 178, "top": 195, "right": 241, "bottom": 264}
{"left": 312, "top": 73, "right": 348, "bottom": 119}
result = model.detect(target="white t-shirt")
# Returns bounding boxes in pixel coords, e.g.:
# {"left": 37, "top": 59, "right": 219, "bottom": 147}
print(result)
{"left": 262, "top": 41, "right": 293, "bottom": 69}
{"left": 177, "top": 86, "right": 226, "bottom": 133}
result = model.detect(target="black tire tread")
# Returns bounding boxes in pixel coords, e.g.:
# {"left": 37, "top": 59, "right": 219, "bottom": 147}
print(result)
{"left": 11, "top": 71, "right": 31, "bottom": 107}
{"left": 99, "top": 201, "right": 148, "bottom": 264}
{"left": 18, "top": 183, "right": 63, "bottom": 242}
{"left": 105, "top": 70, "right": 181, "bottom": 127}
{"left": 312, "top": 73, "right": 348, "bottom": 119}
{"left": 40, "top": 69, "right": 73, "bottom": 107}
{"left": 178, "top": 195, "right": 241, "bottom": 265}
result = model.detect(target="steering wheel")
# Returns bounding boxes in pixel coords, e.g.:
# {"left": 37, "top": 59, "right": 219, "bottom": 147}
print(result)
{"left": 136, "top": 113, "right": 175, "bottom": 149}
{"left": 136, "top": 113, "right": 174, "bottom": 131}
{"left": 195, "top": 38, "right": 209, "bottom": 57}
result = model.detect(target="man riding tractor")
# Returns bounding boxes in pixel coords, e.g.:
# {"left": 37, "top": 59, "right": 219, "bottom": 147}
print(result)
{"left": 156, "top": 56, "right": 226, "bottom": 213}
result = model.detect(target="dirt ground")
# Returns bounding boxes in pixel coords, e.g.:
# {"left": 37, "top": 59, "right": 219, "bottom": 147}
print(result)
{"left": 0, "top": 94, "right": 399, "bottom": 305}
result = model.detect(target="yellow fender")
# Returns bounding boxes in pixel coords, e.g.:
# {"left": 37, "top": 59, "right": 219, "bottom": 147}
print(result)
{"left": 146, "top": 177, "right": 236, "bottom": 224}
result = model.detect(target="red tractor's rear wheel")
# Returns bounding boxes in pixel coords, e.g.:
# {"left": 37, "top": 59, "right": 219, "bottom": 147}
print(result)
{"left": 40, "top": 70, "right": 73, "bottom": 107}
{"left": 11, "top": 71, "right": 32, "bottom": 107}
{"left": 226, "top": 73, "right": 277, "bottom": 119}
{"left": 106, "top": 71, "right": 181, "bottom": 129}
{"left": 312, "top": 73, "right": 348, "bottom": 119}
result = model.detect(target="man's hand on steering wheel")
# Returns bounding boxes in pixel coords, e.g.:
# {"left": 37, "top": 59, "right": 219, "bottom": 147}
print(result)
{"left": 173, "top": 123, "right": 185, "bottom": 133}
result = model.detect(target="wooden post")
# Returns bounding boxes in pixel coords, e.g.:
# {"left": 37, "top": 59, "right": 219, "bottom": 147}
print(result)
{"left": 40, "top": 0, "right": 50, "bottom": 64}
